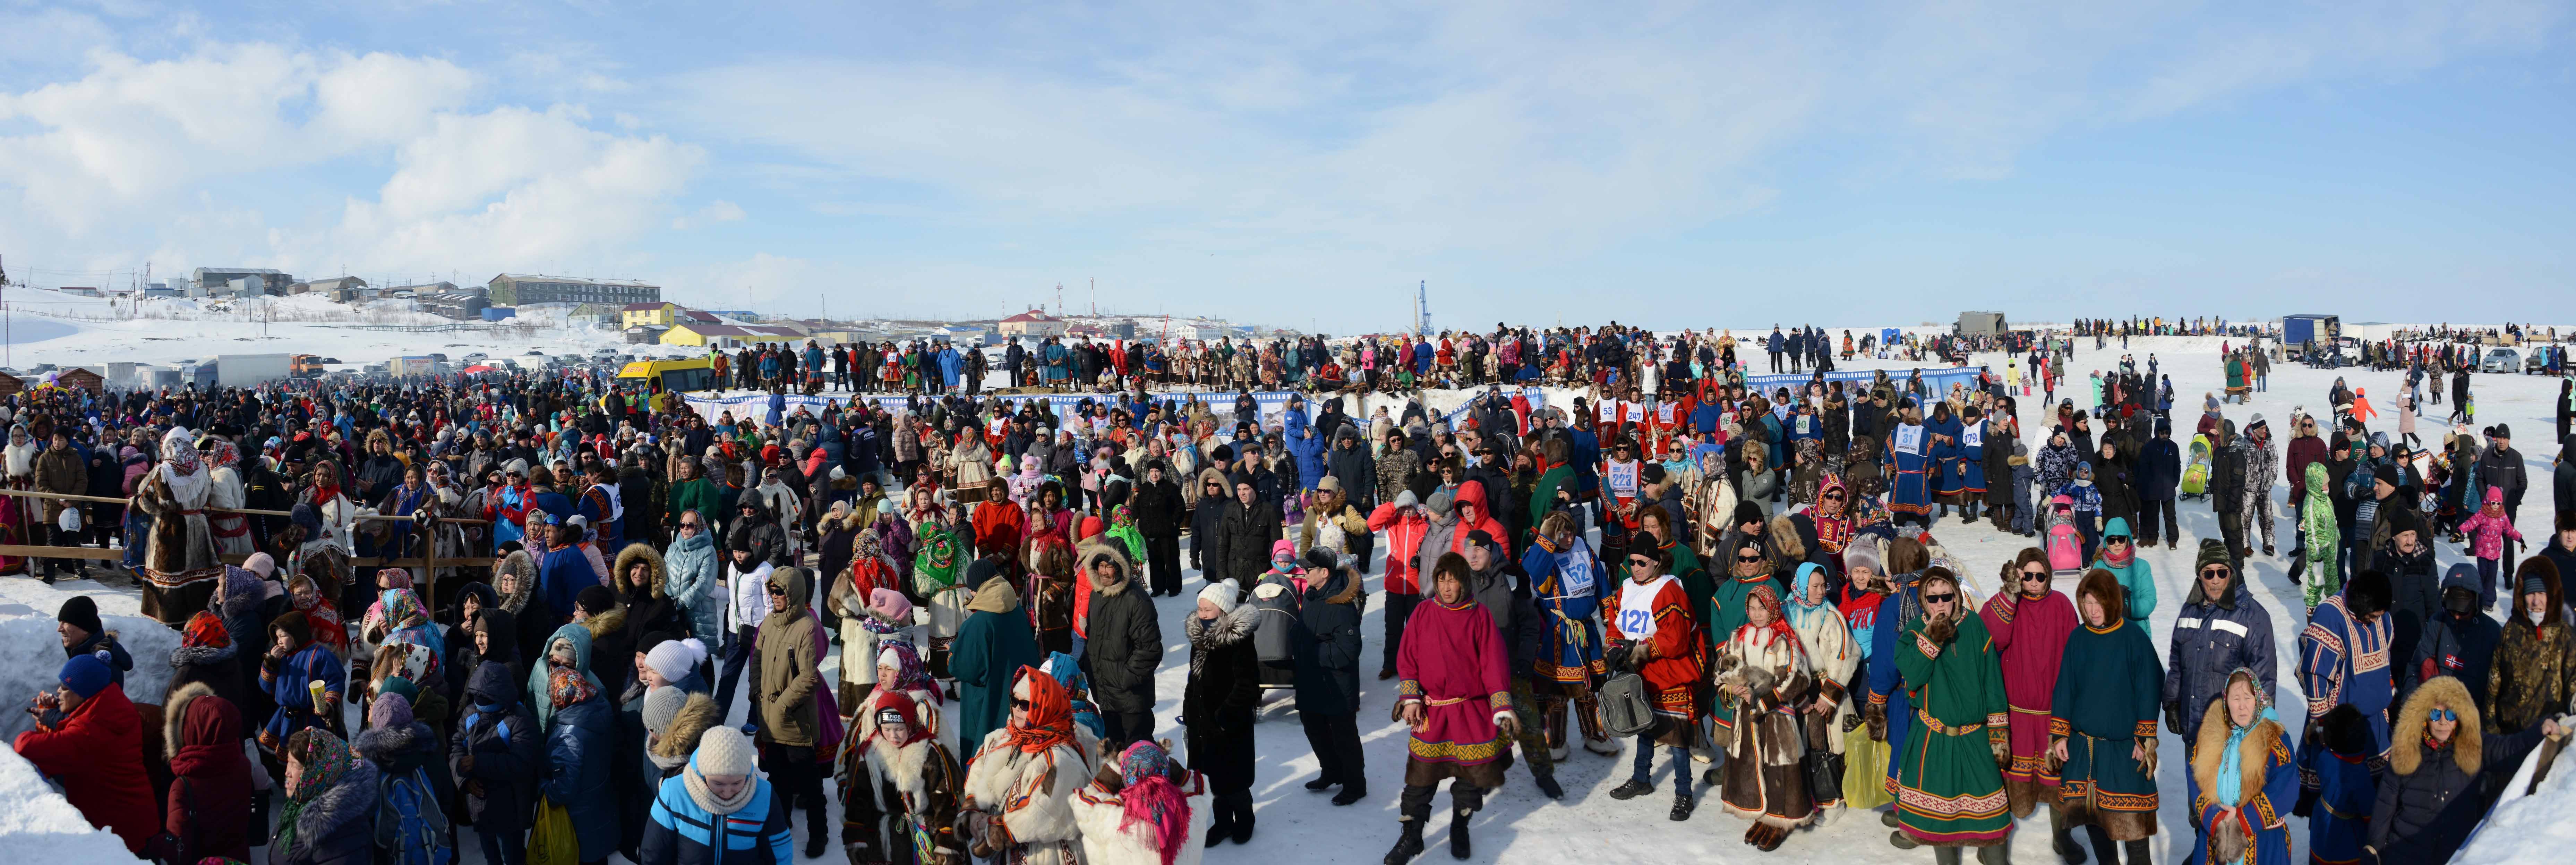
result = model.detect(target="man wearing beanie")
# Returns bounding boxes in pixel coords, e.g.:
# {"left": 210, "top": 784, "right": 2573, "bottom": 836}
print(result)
{"left": 2351, "top": 463, "right": 2404, "bottom": 574}
{"left": 2165, "top": 539, "right": 2275, "bottom": 749}
{"left": 14, "top": 652, "right": 156, "bottom": 854}
{"left": 641, "top": 726, "right": 795, "bottom": 863}
{"left": 55, "top": 595, "right": 133, "bottom": 688}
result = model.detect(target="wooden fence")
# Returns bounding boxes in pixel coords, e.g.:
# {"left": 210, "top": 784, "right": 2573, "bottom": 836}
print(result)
{"left": 0, "top": 487, "right": 493, "bottom": 599}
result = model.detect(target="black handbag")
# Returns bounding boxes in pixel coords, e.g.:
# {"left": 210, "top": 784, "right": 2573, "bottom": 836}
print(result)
{"left": 1803, "top": 749, "right": 1845, "bottom": 805}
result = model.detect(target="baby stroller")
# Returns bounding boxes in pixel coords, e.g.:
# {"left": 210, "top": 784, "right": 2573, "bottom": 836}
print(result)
{"left": 2179, "top": 434, "right": 2213, "bottom": 500}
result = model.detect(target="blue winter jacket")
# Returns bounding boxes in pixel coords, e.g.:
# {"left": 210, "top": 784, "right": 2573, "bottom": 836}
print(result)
{"left": 2163, "top": 578, "right": 2276, "bottom": 742}
{"left": 1284, "top": 405, "right": 1327, "bottom": 490}
{"left": 641, "top": 755, "right": 796, "bottom": 865}
{"left": 544, "top": 691, "right": 618, "bottom": 863}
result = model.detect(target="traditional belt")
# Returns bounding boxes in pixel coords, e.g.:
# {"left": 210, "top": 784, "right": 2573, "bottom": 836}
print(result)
{"left": 1918, "top": 709, "right": 1984, "bottom": 737}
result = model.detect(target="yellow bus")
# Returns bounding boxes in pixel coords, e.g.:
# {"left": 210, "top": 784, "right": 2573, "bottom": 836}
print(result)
{"left": 617, "top": 358, "right": 719, "bottom": 393}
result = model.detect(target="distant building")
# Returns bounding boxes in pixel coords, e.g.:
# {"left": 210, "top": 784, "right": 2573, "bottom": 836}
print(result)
{"left": 997, "top": 309, "right": 1066, "bottom": 338}
{"left": 55, "top": 287, "right": 100, "bottom": 297}
{"left": 486, "top": 273, "right": 661, "bottom": 306}
{"left": 417, "top": 291, "right": 490, "bottom": 320}
{"left": 191, "top": 267, "right": 294, "bottom": 296}
{"left": 622, "top": 302, "right": 683, "bottom": 329}
{"left": 384, "top": 281, "right": 464, "bottom": 298}
{"left": 702, "top": 309, "right": 760, "bottom": 322}
{"left": 294, "top": 276, "right": 369, "bottom": 302}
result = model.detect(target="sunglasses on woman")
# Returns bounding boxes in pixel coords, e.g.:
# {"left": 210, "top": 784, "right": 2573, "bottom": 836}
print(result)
{"left": 1628, "top": 558, "right": 1657, "bottom": 568}
{"left": 2020, "top": 569, "right": 2049, "bottom": 582}
{"left": 2428, "top": 708, "right": 2458, "bottom": 723}
{"left": 1922, "top": 593, "right": 1957, "bottom": 604}
{"left": 1011, "top": 698, "right": 1034, "bottom": 710}
{"left": 2104, "top": 535, "right": 2129, "bottom": 544}
{"left": 1736, "top": 554, "right": 1764, "bottom": 564}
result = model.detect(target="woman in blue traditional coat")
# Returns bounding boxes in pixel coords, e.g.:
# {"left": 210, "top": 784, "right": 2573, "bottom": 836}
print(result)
{"left": 1886, "top": 403, "right": 1933, "bottom": 528}
{"left": 1945, "top": 405, "right": 1989, "bottom": 525}
{"left": 2191, "top": 668, "right": 2296, "bottom": 865}
{"left": 2049, "top": 569, "right": 2162, "bottom": 865}
{"left": 1522, "top": 511, "right": 1613, "bottom": 757}
{"left": 1925, "top": 401, "right": 1961, "bottom": 520}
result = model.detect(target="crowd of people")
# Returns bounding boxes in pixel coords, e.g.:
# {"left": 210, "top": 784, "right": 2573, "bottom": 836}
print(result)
{"left": 3, "top": 318, "right": 2574, "bottom": 865}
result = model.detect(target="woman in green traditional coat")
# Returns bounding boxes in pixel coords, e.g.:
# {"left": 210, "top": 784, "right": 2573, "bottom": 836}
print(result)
{"left": 1891, "top": 567, "right": 2013, "bottom": 862}
{"left": 1708, "top": 534, "right": 1782, "bottom": 750}
{"left": 2048, "top": 568, "right": 2163, "bottom": 865}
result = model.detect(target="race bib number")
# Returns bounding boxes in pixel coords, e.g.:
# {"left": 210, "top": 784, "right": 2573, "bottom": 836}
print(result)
{"left": 1618, "top": 607, "right": 1653, "bottom": 636}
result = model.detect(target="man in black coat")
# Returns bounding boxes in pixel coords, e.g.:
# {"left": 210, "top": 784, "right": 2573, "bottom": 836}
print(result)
{"left": 2479, "top": 425, "right": 2529, "bottom": 574}
{"left": 2135, "top": 417, "right": 2183, "bottom": 548}
{"left": 1291, "top": 551, "right": 1367, "bottom": 804}
{"left": 1209, "top": 474, "right": 1281, "bottom": 587}
{"left": 2210, "top": 420, "right": 2247, "bottom": 563}
{"left": 1131, "top": 459, "right": 1187, "bottom": 597}
{"left": 1078, "top": 546, "right": 1162, "bottom": 749}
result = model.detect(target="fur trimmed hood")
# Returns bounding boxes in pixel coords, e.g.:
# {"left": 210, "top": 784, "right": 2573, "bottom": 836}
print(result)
{"left": 2191, "top": 698, "right": 2286, "bottom": 806}
{"left": 1767, "top": 514, "right": 1807, "bottom": 561}
{"left": 162, "top": 680, "right": 217, "bottom": 756}
{"left": 1080, "top": 543, "right": 1136, "bottom": 597}
{"left": 613, "top": 543, "right": 668, "bottom": 600}
{"left": 2391, "top": 675, "right": 2481, "bottom": 777}
{"left": 647, "top": 692, "right": 722, "bottom": 770}
{"left": 287, "top": 759, "right": 381, "bottom": 858}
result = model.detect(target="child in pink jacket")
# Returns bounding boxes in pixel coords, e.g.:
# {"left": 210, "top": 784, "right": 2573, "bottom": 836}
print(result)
{"left": 2456, "top": 486, "right": 2522, "bottom": 608}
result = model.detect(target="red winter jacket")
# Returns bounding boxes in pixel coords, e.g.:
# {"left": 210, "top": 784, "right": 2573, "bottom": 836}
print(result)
{"left": 13, "top": 683, "right": 157, "bottom": 853}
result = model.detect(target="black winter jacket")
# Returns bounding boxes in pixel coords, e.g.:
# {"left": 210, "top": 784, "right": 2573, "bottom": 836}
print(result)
{"left": 2136, "top": 435, "right": 2182, "bottom": 502}
{"left": 1079, "top": 547, "right": 1163, "bottom": 716}
{"left": 1132, "top": 476, "right": 1184, "bottom": 537}
{"left": 451, "top": 662, "right": 542, "bottom": 827}
{"left": 1208, "top": 498, "right": 1282, "bottom": 587}
{"left": 1291, "top": 567, "right": 1363, "bottom": 716}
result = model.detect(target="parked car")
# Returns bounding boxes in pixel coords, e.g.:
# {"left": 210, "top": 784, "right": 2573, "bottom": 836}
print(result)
{"left": 2527, "top": 345, "right": 2561, "bottom": 374}
{"left": 2481, "top": 347, "right": 2521, "bottom": 373}
{"left": 525, "top": 349, "right": 546, "bottom": 356}
{"left": 463, "top": 352, "right": 489, "bottom": 362}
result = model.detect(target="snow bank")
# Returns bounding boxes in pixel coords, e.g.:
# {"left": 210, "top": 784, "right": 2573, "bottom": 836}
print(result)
{"left": 2453, "top": 739, "right": 2574, "bottom": 864}
{"left": 0, "top": 611, "right": 178, "bottom": 741}
{"left": 0, "top": 746, "right": 139, "bottom": 862}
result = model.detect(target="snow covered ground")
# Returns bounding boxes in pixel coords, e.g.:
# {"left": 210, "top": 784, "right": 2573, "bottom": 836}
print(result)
{"left": 0, "top": 286, "right": 631, "bottom": 371}
{"left": 2, "top": 331, "right": 2571, "bottom": 864}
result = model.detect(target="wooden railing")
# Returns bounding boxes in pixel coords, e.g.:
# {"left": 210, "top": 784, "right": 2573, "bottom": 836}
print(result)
{"left": 0, "top": 487, "right": 495, "bottom": 600}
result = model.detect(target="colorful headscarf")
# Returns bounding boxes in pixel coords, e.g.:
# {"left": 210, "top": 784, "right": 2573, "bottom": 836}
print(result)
{"left": 160, "top": 427, "right": 203, "bottom": 476}
{"left": 180, "top": 610, "right": 231, "bottom": 650}
{"left": 1811, "top": 474, "right": 1852, "bottom": 553}
{"left": 1039, "top": 651, "right": 1106, "bottom": 739}
{"left": 1785, "top": 563, "right": 1836, "bottom": 633}
{"left": 550, "top": 663, "right": 599, "bottom": 710}
{"left": 876, "top": 640, "right": 937, "bottom": 702}
{"left": 1004, "top": 665, "right": 1080, "bottom": 757}
{"left": 913, "top": 524, "right": 960, "bottom": 588}
{"left": 273, "top": 728, "right": 355, "bottom": 855}
{"left": 202, "top": 437, "right": 241, "bottom": 470}
{"left": 1115, "top": 740, "right": 1195, "bottom": 865}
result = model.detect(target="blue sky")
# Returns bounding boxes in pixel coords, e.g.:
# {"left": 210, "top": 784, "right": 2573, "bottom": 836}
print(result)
{"left": 1, "top": 1, "right": 2568, "bottom": 332}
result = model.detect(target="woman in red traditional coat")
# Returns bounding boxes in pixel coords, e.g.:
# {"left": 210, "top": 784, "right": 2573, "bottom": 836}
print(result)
{"left": 1979, "top": 548, "right": 2080, "bottom": 855}
{"left": 1384, "top": 553, "right": 1515, "bottom": 865}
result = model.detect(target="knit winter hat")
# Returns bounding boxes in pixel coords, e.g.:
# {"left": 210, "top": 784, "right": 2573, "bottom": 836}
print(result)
{"left": 56, "top": 595, "right": 102, "bottom": 638}
{"left": 2372, "top": 464, "right": 2399, "bottom": 487}
{"left": 646, "top": 638, "right": 704, "bottom": 685}
{"left": 369, "top": 690, "right": 414, "bottom": 731}
{"left": 1425, "top": 487, "right": 1456, "bottom": 518}
{"left": 640, "top": 685, "right": 689, "bottom": 735}
{"left": 866, "top": 588, "right": 912, "bottom": 622}
{"left": 576, "top": 585, "right": 618, "bottom": 618}
{"left": 2195, "top": 539, "right": 2232, "bottom": 572}
{"left": 243, "top": 551, "right": 277, "bottom": 578}
{"left": 57, "top": 652, "right": 112, "bottom": 698}
{"left": 693, "top": 725, "right": 759, "bottom": 777}
{"left": 1198, "top": 579, "right": 1240, "bottom": 615}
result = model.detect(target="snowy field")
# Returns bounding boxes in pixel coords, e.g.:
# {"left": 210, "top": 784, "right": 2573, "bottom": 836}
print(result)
{"left": 0, "top": 286, "right": 632, "bottom": 370}
{"left": 2, "top": 331, "right": 2571, "bottom": 864}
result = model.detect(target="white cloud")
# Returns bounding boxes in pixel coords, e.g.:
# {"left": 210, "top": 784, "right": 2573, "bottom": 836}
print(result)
{"left": 0, "top": 40, "right": 698, "bottom": 287}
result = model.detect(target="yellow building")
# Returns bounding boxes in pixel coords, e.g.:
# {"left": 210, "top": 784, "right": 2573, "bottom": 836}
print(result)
{"left": 622, "top": 302, "right": 682, "bottom": 329}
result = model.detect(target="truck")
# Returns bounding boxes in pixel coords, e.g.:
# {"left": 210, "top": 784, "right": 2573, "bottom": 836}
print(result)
{"left": 617, "top": 357, "right": 719, "bottom": 393}
{"left": 1955, "top": 311, "right": 2007, "bottom": 339}
{"left": 214, "top": 353, "right": 295, "bottom": 387}
{"left": 290, "top": 354, "right": 328, "bottom": 377}
{"left": 2282, "top": 314, "right": 2339, "bottom": 359}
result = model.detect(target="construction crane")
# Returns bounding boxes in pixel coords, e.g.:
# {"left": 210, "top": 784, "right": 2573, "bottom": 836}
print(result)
{"left": 1414, "top": 280, "right": 1432, "bottom": 336}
